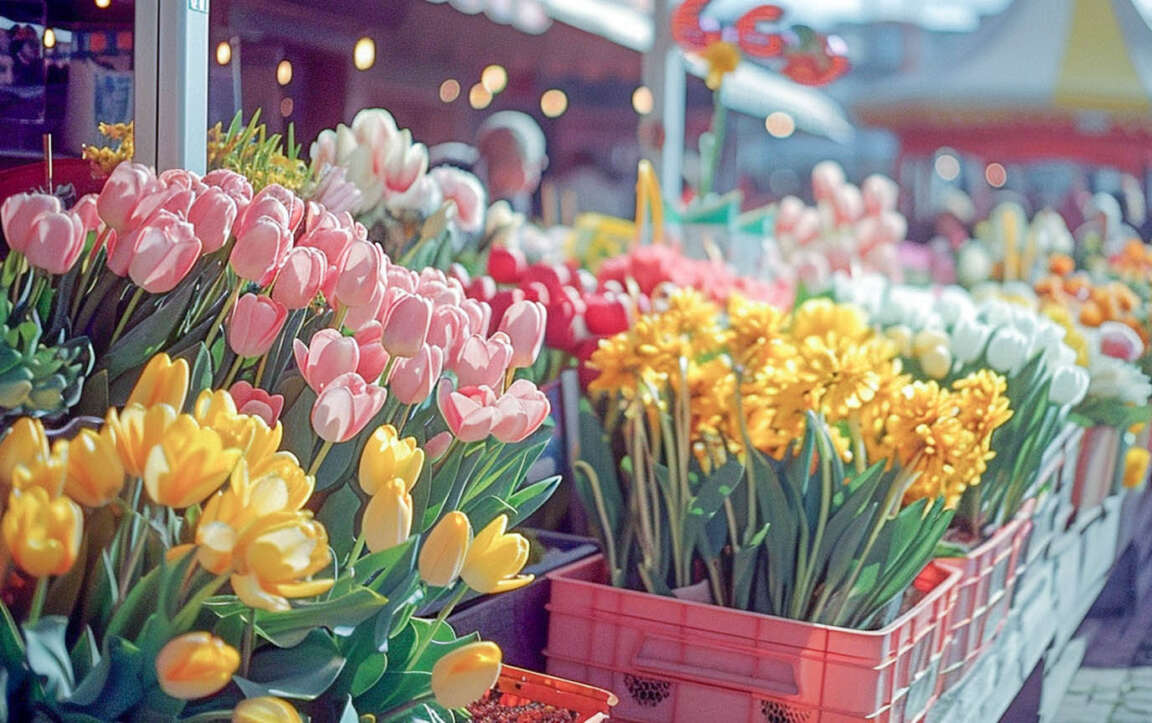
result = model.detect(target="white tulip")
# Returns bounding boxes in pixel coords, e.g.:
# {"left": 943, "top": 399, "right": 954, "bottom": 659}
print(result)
{"left": 1050, "top": 365, "right": 1089, "bottom": 406}
{"left": 951, "top": 316, "right": 992, "bottom": 364}
{"left": 979, "top": 300, "right": 1014, "bottom": 327}
{"left": 957, "top": 243, "right": 993, "bottom": 286}
{"left": 986, "top": 326, "right": 1030, "bottom": 374}
{"left": 935, "top": 286, "right": 975, "bottom": 326}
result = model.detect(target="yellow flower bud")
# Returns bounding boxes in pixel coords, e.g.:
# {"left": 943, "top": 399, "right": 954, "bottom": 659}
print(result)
{"left": 884, "top": 325, "right": 914, "bottom": 357}
{"left": 461, "top": 515, "right": 533, "bottom": 594}
{"left": 232, "top": 696, "right": 302, "bottom": 723}
{"left": 154, "top": 632, "right": 239, "bottom": 700}
{"left": 419, "top": 511, "right": 472, "bottom": 587}
{"left": 0, "top": 418, "right": 49, "bottom": 488}
{"left": 64, "top": 427, "right": 125, "bottom": 507}
{"left": 106, "top": 403, "right": 178, "bottom": 477}
{"left": 430, "top": 641, "right": 502, "bottom": 709}
{"left": 1, "top": 486, "right": 82, "bottom": 577}
{"left": 359, "top": 425, "right": 424, "bottom": 494}
{"left": 143, "top": 415, "right": 242, "bottom": 508}
{"left": 913, "top": 329, "right": 950, "bottom": 357}
{"left": 12, "top": 441, "right": 68, "bottom": 498}
{"left": 128, "top": 353, "right": 190, "bottom": 411}
{"left": 231, "top": 512, "right": 334, "bottom": 611}
{"left": 919, "top": 345, "right": 953, "bottom": 380}
{"left": 1124, "top": 447, "right": 1151, "bottom": 488}
{"left": 363, "top": 479, "right": 413, "bottom": 553}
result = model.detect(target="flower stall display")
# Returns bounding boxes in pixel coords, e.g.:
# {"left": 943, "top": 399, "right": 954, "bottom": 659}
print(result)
{"left": 953, "top": 203, "right": 1074, "bottom": 287}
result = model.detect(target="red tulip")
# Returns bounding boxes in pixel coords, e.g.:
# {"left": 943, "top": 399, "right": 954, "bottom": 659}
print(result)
{"left": 584, "top": 294, "right": 631, "bottom": 335}
{"left": 467, "top": 275, "right": 497, "bottom": 302}
{"left": 487, "top": 246, "right": 526, "bottom": 284}
{"left": 229, "top": 381, "right": 285, "bottom": 426}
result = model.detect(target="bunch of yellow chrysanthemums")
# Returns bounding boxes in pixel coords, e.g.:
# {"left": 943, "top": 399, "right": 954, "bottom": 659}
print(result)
{"left": 589, "top": 291, "right": 1013, "bottom": 507}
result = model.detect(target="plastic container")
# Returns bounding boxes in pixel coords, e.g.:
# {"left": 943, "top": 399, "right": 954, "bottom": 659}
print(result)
{"left": 936, "top": 510, "right": 1033, "bottom": 692}
{"left": 470, "top": 665, "right": 618, "bottom": 722}
{"left": 1039, "top": 423, "right": 1084, "bottom": 509}
{"left": 545, "top": 555, "right": 960, "bottom": 723}
{"left": 1072, "top": 426, "right": 1123, "bottom": 513}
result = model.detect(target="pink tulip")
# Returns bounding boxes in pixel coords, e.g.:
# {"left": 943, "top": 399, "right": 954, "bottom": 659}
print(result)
{"left": 437, "top": 380, "right": 498, "bottom": 443}
{"left": 353, "top": 322, "right": 390, "bottom": 382}
{"left": 862, "top": 175, "right": 899, "bottom": 215}
{"left": 228, "top": 294, "right": 288, "bottom": 357}
{"left": 430, "top": 167, "right": 486, "bottom": 232}
{"left": 97, "top": 162, "right": 159, "bottom": 232}
{"left": 427, "top": 305, "right": 470, "bottom": 365}
{"left": 774, "top": 196, "right": 805, "bottom": 233}
{"left": 293, "top": 329, "right": 360, "bottom": 393}
{"left": 498, "top": 300, "right": 546, "bottom": 369}
{"left": 159, "top": 168, "right": 202, "bottom": 190}
{"left": 188, "top": 187, "right": 238, "bottom": 253}
{"left": 72, "top": 193, "right": 102, "bottom": 234}
{"left": 310, "top": 166, "right": 364, "bottom": 215}
{"left": 311, "top": 372, "right": 387, "bottom": 443}
{"left": 381, "top": 293, "right": 433, "bottom": 359}
{"left": 246, "top": 184, "right": 304, "bottom": 233}
{"left": 127, "top": 212, "right": 202, "bottom": 292}
{"left": 485, "top": 290, "right": 522, "bottom": 337}
{"left": 382, "top": 130, "right": 428, "bottom": 194}
{"left": 492, "top": 379, "right": 551, "bottom": 443}
{"left": 811, "top": 161, "right": 845, "bottom": 203}
{"left": 203, "top": 169, "right": 254, "bottom": 208}
{"left": 832, "top": 184, "right": 864, "bottom": 226}
{"left": 452, "top": 332, "right": 513, "bottom": 389}
{"left": 1100, "top": 321, "right": 1144, "bottom": 362}
{"left": 229, "top": 381, "right": 285, "bottom": 427}
{"left": 298, "top": 225, "right": 353, "bottom": 271}
{"left": 390, "top": 344, "right": 444, "bottom": 405}
{"left": 126, "top": 185, "right": 195, "bottom": 230}
{"left": 231, "top": 215, "right": 292, "bottom": 285}
{"left": 333, "top": 241, "right": 384, "bottom": 308}
{"left": 2, "top": 193, "right": 62, "bottom": 253}
{"left": 238, "top": 195, "right": 290, "bottom": 231}
{"left": 344, "top": 278, "right": 388, "bottom": 332}
{"left": 425, "top": 431, "right": 453, "bottom": 461}
{"left": 387, "top": 265, "right": 418, "bottom": 293}
{"left": 273, "top": 247, "right": 327, "bottom": 309}
{"left": 24, "top": 210, "right": 85, "bottom": 275}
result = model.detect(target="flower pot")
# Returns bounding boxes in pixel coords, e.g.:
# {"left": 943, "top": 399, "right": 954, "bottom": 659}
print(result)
{"left": 936, "top": 506, "right": 1033, "bottom": 694}
{"left": 469, "top": 665, "right": 619, "bottom": 722}
{"left": 444, "top": 530, "right": 599, "bottom": 671}
{"left": 1072, "top": 426, "right": 1123, "bottom": 512}
{"left": 545, "top": 555, "right": 960, "bottom": 722}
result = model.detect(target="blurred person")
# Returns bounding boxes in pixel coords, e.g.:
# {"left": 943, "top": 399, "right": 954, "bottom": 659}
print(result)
{"left": 475, "top": 111, "right": 548, "bottom": 215}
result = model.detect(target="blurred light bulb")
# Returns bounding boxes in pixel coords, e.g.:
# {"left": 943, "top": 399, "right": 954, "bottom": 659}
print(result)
{"left": 95, "top": 0, "right": 111, "bottom": 8}
{"left": 481, "top": 64, "right": 508, "bottom": 94}
{"left": 540, "top": 89, "right": 568, "bottom": 118}
{"left": 469, "top": 83, "right": 492, "bottom": 109}
{"left": 765, "top": 111, "right": 795, "bottom": 138}
{"left": 215, "top": 41, "right": 232, "bottom": 66}
{"left": 935, "top": 153, "right": 960, "bottom": 181}
{"left": 280, "top": 97, "right": 294, "bottom": 117}
{"left": 276, "top": 59, "right": 292, "bottom": 86}
{"left": 985, "top": 162, "right": 1007, "bottom": 188}
{"left": 353, "top": 37, "right": 375, "bottom": 71}
{"left": 440, "top": 79, "right": 461, "bottom": 103}
{"left": 42, "top": 28, "right": 56, "bottom": 49}
{"left": 632, "top": 86, "right": 653, "bottom": 115}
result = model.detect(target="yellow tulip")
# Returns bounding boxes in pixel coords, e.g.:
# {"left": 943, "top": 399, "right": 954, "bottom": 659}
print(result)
{"left": 461, "top": 515, "right": 533, "bottom": 594}
{"left": 1124, "top": 447, "right": 1151, "bottom": 488}
{"left": 106, "top": 403, "right": 178, "bottom": 477}
{"left": 155, "top": 632, "right": 239, "bottom": 700}
{"left": 194, "top": 388, "right": 240, "bottom": 429}
{"left": 0, "top": 418, "right": 49, "bottom": 488}
{"left": 419, "top": 511, "right": 472, "bottom": 587}
{"left": 194, "top": 457, "right": 314, "bottom": 574}
{"left": 143, "top": 415, "right": 242, "bottom": 508}
{"left": 127, "top": 353, "right": 190, "bottom": 411}
{"left": 11, "top": 441, "right": 68, "bottom": 498}
{"left": 1, "top": 486, "right": 82, "bottom": 577}
{"left": 64, "top": 427, "right": 125, "bottom": 507}
{"left": 359, "top": 425, "right": 424, "bottom": 494}
{"left": 232, "top": 696, "right": 302, "bottom": 723}
{"left": 363, "top": 479, "right": 413, "bottom": 553}
{"left": 430, "top": 641, "right": 502, "bottom": 709}
{"left": 195, "top": 389, "right": 283, "bottom": 466}
{"left": 231, "top": 512, "right": 334, "bottom": 611}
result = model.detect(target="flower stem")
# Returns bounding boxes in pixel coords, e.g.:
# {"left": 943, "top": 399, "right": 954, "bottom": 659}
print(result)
{"left": 308, "top": 440, "right": 334, "bottom": 477}
{"left": 348, "top": 530, "right": 367, "bottom": 566}
{"left": 378, "top": 692, "right": 436, "bottom": 722}
{"left": 408, "top": 585, "right": 468, "bottom": 666}
{"left": 26, "top": 576, "right": 48, "bottom": 624}
{"left": 204, "top": 281, "right": 241, "bottom": 349}
{"left": 241, "top": 607, "right": 256, "bottom": 677}
{"left": 221, "top": 354, "right": 245, "bottom": 389}
{"left": 110, "top": 286, "right": 146, "bottom": 345}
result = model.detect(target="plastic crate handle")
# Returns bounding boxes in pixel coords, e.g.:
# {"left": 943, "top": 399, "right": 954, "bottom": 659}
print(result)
{"left": 631, "top": 632, "right": 800, "bottom": 696}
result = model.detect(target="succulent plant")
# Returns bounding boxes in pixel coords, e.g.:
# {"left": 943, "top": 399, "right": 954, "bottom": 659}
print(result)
{"left": 0, "top": 295, "right": 93, "bottom": 424}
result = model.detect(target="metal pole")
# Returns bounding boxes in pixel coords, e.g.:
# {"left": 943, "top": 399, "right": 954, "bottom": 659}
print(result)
{"left": 643, "top": 0, "right": 686, "bottom": 199}
{"left": 134, "top": 0, "right": 210, "bottom": 172}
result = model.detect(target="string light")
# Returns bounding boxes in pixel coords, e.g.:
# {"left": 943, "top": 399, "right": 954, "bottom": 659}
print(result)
{"left": 276, "top": 59, "right": 292, "bottom": 86}
{"left": 481, "top": 64, "right": 508, "bottom": 94}
{"left": 632, "top": 86, "right": 653, "bottom": 115}
{"left": 540, "top": 89, "right": 568, "bottom": 118}
{"left": 985, "top": 162, "right": 1007, "bottom": 188}
{"left": 469, "top": 83, "right": 492, "bottom": 109}
{"left": 764, "top": 111, "right": 795, "bottom": 138}
{"left": 935, "top": 153, "right": 960, "bottom": 181}
{"left": 440, "top": 79, "right": 461, "bottom": 103}
{"left": 42, "top": 28, "right": 56, "bottom": 49}
{"left": 95, "top": 0, "right": 111, "bottom": 8}
{"left": 215, "top": 41, "right": 232, "bottom": 66}
{"left": 280, "top": 97, "right": 294, "bottom": 117}
{"left": 353, "top": 37, "right": 375, "bottom": 71}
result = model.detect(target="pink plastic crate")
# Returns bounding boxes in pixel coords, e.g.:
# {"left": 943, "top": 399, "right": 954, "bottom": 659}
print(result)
{"left": 936, "top": 511, "right": 1032, "bottom": 692}
{"left": 545, "top": 555, "right": 960, "bottom": 722}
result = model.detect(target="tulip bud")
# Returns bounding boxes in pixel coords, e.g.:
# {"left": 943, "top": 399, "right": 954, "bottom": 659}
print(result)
{"left": 232, "top": 697, "right": 302, "bottom": 723}
{"left": 1050, "top": 365, "right": 1090, "bottom": 406}
{"left": 272, "top": 247, "right": 327, "bottom": 309}
{"left": 2, "top": 486, "right": 82, "bottom": 577}
{"left": 919, "top": 345, "right": 952, "bottom": 380}
{"left": 0, "top": 417, "right": 49, "bottom": 488}
{"left": 913, "top": 329, "right": 950, "bottom": 357}
{"left": 231, "top": 216, "right": 292, "bottom": 285}
{"left": 498, "top": 300, "right": 546, "bottom": 369}
{"left": 228, "top": 381, "right": 285, "bottom": 427}
{"left": 97, "top": 162, "right": 158, "bottom": 232}
{"left": 363, "top": 478, "right": 413, "bottom": 553}
{"left": 381, "top": 293, "right": 433, "bottom": 359}
{"left": 24, "top": 210, "right": 86, "bottom": 275}
{"left": 419, "top": 510, "right": 472, "bottom": 587}
{"left": 64, "top": 427, "right": 125, "bottom": 507}
{"left": 127, "top": 212, "right": 203, "bottom": 293}
{"left": 310, "top": 372, "right": 388, "bottom": 443}
{"left": 359, "top": 425, "right": 425, "bottom": 494}
{"left": 155, "top": 632, "right": 240, "bottom": 700}
{"left": 229, "top": 294, "right": 288, "bottom": 358}
{"left": 333, "top": 241, "right": 384, "bottom": 308}
{"left": 188, "top": 187, "right": 238, "bottom": 254}
{"left": 425, "top": 431, "right": 453, "bottom": 462}
{"left": 294, "top": 329, "right": 361, "bottom": 393}
{"left": 430, "top": 641, "right": 502, "bottom": 709}
{"left": 986, "top": 327, "right": 1030, "bottom": 375}
{"left": 461, "top": 515, "right": 533, "bottom": 594}
{"left": 128, "top": 353, "right": 190, "bottom": 411}
{"left": 950, "top": 317, "right": 992, "bottom": 364}
{"left": 389, "top": 344, "right": 443, "bottom": 406}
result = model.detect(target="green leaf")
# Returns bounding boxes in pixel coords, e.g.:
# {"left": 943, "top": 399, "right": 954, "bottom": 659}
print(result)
{"left": 99, "top": 280, "right": 197, "bottom": 382}
{"left": 234, "top": 629, "right": 345, "bottom": 701}
{"left": 176, "top": 343, "right": 214, "bottom": 414}
{"left": 257, "top": 586, "right": 389, "bottom": 646}
{"left": 685, "top": 459, "right": 743, "bottom": 531}
{"left": 573, "top": 402, "right": 623, "bottom": 532}
{"left": 69, "top": 627, "right": 99, "bottom": 684}
{"left": 319, "top": 484, "right": 362, "bottom": 563}
{"left": 64, "top": 636, "right": 144, "bottom": 718}
{"left": 23, "top": 616, "right": 75, "bottom": 699}
{"left": 280, "top": 382, "right": 317, "bottom": 463}
{"left": 354, "top": 537, "right": 419, "bottom": 588}
{"left": 506, "top": 475, "right": 562, "bottom": 526}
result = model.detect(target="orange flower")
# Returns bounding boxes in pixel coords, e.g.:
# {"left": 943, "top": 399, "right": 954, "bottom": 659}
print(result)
{"left": 1048, "top": 254, "right": 1074, "bottom": 276}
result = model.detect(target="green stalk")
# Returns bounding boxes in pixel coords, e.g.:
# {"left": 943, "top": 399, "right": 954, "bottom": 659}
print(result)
{"left": 26, "top": 576, "right": 48, "bottom": 624}
{"left": 792, "top": 431, "right": 834, "bottom": 619}
{"left": 109, "top": 286, "right": 146, "bottom": 345}
{"left": 408, "top": 585, "right": 468, "bottom": 665}
{"left": 573, "top": 460, "right": 620, "bottom": 585}
{"left": 204, "top": 281, "right": 241, "bottom": 349}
